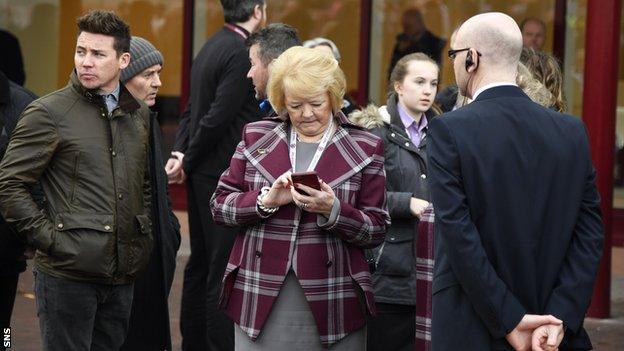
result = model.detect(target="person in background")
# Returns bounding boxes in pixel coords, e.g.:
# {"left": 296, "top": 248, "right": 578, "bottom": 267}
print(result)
{"left": 520, "top": 18, "right": 547, "bottom": 51}
{"left": 247, "top": 23, "right": 301, "bottom": 117}
{"left": 520, "top": 47, "right": 566, "bottom": 112}
{"left": 349, "top": 52, "right": 440, "bottom": 351}
{"left": 0, "top": 30, "right": 26, "bottom": 86}
{"left": 388, "top": 8, "right": 445, "bottom": 77}
{"left": 303, "top": 37, "right": 357, "bottom": 115}
{"left": 0, "top": 69, "right": 37, "bottom": 351}
{"left": 119, "top": 36, "right": 181, "bottom": 351}
{"left": 211, "top": 46, "right": 390, "bottom": 350}
{"left": 0, "top": 10, "right": 152, "bottom": 351}
{"left": 429, "top": 12, "right": 602, "bottom": 350}
{"left": 166, "top": 1, "right": 266, "bottom": 349}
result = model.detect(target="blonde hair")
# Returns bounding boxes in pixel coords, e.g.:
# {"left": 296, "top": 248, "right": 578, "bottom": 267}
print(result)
{"left": 520, "top": 48, "right": 566, "bottom": 112}
{"left": 516, "top": 62, "right": 553, "bottom": 108}
{"left": 267, "top": 46, "right": 346, "bottom": 114}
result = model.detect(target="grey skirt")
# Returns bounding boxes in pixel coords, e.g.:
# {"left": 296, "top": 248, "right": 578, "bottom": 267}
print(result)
{"left": 234, "top": 271, "right": 366, "bottom": 350}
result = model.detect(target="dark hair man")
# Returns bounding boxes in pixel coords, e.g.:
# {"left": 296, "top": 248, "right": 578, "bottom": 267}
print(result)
{"left": 165, "top": 1, "right": 266, "bottom": 350}
{"left": 520, "top": 18, "right": 547, "bottom": 51}
{"left": 0, "top": 10, "right": 152, "bottom": 351}
{"left": 246, "top": 23, "right": 301, "bottom": 116}
{"left": 388, "top": 8, "right": 446, "bottom": 78}
{"left": 0, "top": 70, "right": 36, "bottom": 349}
{"left": 119, "top": 36, "right": 181, "bottom": 351}
{"left": 429, "top": 12, "right": 602, "bottom": 351}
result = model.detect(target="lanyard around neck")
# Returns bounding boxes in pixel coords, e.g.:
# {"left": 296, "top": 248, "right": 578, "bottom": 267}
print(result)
{"left": 224, "top": 23, "right": 248, "bottom": 40}
{"left": 289, "top": 117, "right": 334, "bottom": 172}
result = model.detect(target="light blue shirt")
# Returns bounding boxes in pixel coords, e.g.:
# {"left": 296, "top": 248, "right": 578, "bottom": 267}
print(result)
{"left": 397, "top": 103, "right": 428, "bottom": 147}
{"left": 101, "top": 84, "right": 120, "bottom": 116}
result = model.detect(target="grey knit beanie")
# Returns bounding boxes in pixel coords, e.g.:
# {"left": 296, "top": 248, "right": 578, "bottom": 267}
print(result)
{"left": 121, "top": 36, "right": 164, "bottom": 83}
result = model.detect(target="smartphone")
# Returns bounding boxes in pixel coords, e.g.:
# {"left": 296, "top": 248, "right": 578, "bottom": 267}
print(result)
{"left": 291, "top": 171, "right": 321, "bottom": 195}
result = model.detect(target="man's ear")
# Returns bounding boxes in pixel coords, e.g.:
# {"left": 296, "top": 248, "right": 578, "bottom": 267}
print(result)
{"left": 254, "top": 4, "right": 263, "bottom": 20}
{"left": 119, "top": 52, "right": 131, "bottom": 70}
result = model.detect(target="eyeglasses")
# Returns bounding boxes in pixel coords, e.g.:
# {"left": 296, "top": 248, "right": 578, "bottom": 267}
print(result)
{"left": 447, "top": 48, "right": 482, "bottom": 60}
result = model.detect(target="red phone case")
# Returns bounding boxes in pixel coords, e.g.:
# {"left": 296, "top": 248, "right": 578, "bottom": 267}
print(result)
{"left": 291, "top": 171, "right": 321, "bottom": 194}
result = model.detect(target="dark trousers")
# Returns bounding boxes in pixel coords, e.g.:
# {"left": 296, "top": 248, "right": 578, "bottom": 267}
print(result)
{"left": 0, "top": 273, "right": 19, "bottom": 351}
{"left": 34, "top": 270, "right": 134, "bottom": 351}
{"left": 180, "top": 177, "right": 236, "bottom": 351}
{"left": 367, "top": 303, "right": 415, "bottom": 351}
{"left": 120, "top": 240, "right": 169, "bottom": 351}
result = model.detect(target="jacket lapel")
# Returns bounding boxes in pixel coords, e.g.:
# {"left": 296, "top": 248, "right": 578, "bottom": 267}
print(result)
{"left": 314, "top": 113, "right": 373, "bottom": 188}
{"left": 243, "top": 119, "right": 292, "bottom": 184}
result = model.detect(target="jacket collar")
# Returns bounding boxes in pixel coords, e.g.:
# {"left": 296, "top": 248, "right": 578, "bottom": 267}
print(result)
{"left": 69, "top": 70, "right": 141, "bottom": 114}
{"left": 243, "top": 111, "right": 372, "bottom": 187}
{"left": 383, "top": 94, "right": 436, "bottom": 151}
{"left": 473, "top": 85, "right": 531, "bottom": 103}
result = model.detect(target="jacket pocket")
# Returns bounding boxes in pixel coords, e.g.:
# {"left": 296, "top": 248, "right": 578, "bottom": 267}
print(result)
{"left": 126, "top": 214, "right": 153, "bottom": 277}
{"left": 70, "top": 151, "right": 81, "bottom": 203}
{"left": 50, "top": 212, "right": 114, "bottom": 277}
{"left": 375, "top": 229, "right": 414, "bottom": 276}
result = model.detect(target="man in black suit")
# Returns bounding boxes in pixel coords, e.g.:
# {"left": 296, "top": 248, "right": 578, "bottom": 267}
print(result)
{"left": 0, "top": 70, "right": 36, "bottom": 350}
{"left": 165, "top": 1, "right": 265, "bottom": 350}
{"left": 428, "top": 12, "right": 603, "bottom": 351}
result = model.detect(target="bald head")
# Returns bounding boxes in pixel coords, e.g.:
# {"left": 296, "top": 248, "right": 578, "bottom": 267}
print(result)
{"left": 455, "top": 12, "right": 523, "bottom": 71}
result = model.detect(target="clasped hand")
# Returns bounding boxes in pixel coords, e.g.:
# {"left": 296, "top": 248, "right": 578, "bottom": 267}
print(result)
{"left": 261, "top": 171, "right": 335, "bottom": 216}
{"left": 506, "top": 314, "right": 565, "bottom": 351}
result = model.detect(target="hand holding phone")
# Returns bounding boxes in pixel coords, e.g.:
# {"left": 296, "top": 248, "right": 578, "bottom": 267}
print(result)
{"left": 291, "top": 171, "right": 321, "bottom": 195}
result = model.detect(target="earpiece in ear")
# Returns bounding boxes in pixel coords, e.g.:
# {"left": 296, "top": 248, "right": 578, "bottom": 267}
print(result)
{"left": 465, "top": 51, "right": 474, "bottom": 72}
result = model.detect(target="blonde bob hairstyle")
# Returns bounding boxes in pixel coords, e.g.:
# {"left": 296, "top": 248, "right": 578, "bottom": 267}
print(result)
{"left": 267, "top": 46, "right": 346, "bottom": 115}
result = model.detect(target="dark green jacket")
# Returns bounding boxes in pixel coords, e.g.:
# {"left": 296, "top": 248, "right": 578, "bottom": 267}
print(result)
{"left": 0, "top": 71, "right": 152, "bottom": 285}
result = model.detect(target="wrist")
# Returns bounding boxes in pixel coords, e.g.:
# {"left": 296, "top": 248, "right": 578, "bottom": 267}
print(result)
{"left": 257, "top": 187, "right": 279, "bottom": 214}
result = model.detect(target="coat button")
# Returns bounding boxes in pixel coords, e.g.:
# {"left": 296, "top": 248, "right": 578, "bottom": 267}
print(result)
{"left": 57, "top": 223, "right": 64, "bottom": 229}
{"left": 326, "top": 260, "right": 333, "bottom": 267}
{"left": 104, "top": 225, "right": 111, "bottom": 231}
{"left": 390, "top": 133, "right": 396, "bottom": 137}
{"left": 390, "top": 237, "right": 396, "bottom": 241}
{"left": 118, "top": 194, "right": 123, "bottom": 199}
{"left": 255, "top": 251, "right": 262, "bottom": 258}
{"left": 111, "top": 151, "right": 116, "bottom": 157}
{"left": 421, "top": 174, "right": 427, "bottom": 179}
{"left": 405, "top": 142, "right": 410, "bottom": 147}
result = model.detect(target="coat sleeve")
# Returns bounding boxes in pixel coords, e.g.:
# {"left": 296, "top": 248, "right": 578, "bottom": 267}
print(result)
{"left": 427, "top": 117, "right": 525, "bottom": 338}
{"left": 210, "top": 126, "right": 269, "bottom": 227}
{"left": 544, "top": 124, "right": 604, "bottom": 333}
{"left": 387, "top": 191, "right": 414, "bottom": 219}
{"left": 172, "top": 100, "right": 190, "bottom": 153}
{"left": 321, "top": 139, "right": 390, "bottom": 249}
{"left": 0, "top": 102, "right": 59, "bottom": 253}
{"left": 183, "top": 48, "right": 254, "bottom": 174}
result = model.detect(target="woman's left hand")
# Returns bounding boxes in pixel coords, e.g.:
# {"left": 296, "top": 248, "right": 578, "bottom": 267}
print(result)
{"left": 291, "top": 179, "right": 335, "bottom": 216}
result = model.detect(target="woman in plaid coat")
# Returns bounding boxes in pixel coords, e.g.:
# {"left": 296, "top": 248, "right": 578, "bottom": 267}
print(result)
{"left": 211, "top": 47, "right": 390, "bottom": 350}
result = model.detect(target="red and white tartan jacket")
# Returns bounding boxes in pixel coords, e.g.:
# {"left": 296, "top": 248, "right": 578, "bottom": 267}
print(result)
{"left": 210, "top": 112, "right": 390, "bottom": 347}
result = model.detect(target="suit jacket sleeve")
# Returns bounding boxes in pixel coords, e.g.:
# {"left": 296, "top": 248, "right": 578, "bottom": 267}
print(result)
{"left": 183, "top": 48, "right": 253, "bottom": 174}
{"left": 321, "top": 139, "right": 390, "bottom": 249}
{"left": 545, "top": 124, "right": 604, "bottom": 332}
{"left": 0, "top": 102, "right": 59, "bottom": 252}
{"left": 428, "top": 117, "right": 525, "bottom": 338}
{"left": 172, "top": 100, "right": 190, "bottom": 153}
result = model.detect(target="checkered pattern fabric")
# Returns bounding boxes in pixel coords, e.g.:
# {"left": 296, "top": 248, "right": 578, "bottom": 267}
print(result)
{"left": 211, "top": 112, "right": 390, "bottom": 347}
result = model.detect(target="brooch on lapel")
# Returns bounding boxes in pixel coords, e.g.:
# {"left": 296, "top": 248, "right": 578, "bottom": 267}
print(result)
{"left": 257, "top": 148, "right": 268, "bottom": 155}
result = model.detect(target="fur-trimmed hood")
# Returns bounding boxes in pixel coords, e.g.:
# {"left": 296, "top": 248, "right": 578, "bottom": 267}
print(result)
{"left": 348, "top": 103, "right": 387, "bottom": 130}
